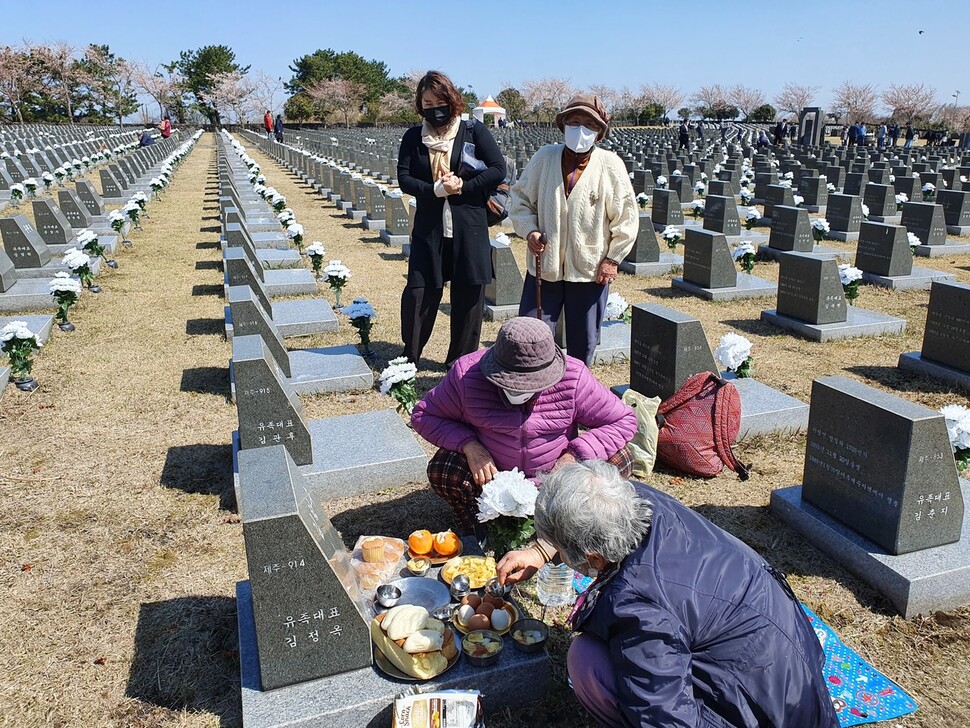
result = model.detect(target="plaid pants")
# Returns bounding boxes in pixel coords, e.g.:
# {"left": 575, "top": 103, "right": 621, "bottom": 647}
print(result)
{"left": 427, "top": 445, "right": 636, "bottom": 532}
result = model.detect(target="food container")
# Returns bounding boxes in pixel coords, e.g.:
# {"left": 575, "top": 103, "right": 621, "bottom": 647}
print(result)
{"left": 509, "top": 618, "right": 549, "bottom": 653}
{"left": 361, "top": 537, "right": 386, "bottom": 564}
{"left": 375, "top": 584, "right": 402, "bottom": 608}
{"left": 449, "top": 573, "right": 471, "bottom": 601}
{"left": 406, "top": 556, "right": 431, "bottom": 576}
{"left": 461, "top": 629, "right": 504, "bottom": 667}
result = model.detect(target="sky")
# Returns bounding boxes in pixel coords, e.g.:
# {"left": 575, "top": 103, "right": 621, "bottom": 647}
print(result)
{"left": 3, "top": 0, "right": 967, "bottom": 114}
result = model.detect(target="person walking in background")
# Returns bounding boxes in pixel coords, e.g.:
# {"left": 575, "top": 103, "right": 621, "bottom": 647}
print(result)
{"left": 774, "top": 120, "right": 784, "bottom": 145}
{"left": 841, "top": 124, "right": 849, "bottom": 145}
{"left": 858, "top": 121, "right": 867, "bottom": 146}
{"left": 157, "top": 114, "right": 171, "bottom": 139}
{"left": 510, "top": 93, "right": 638, "bottom": 366}
{"left": 263, "top": 110, "right": 273, "bottom": 139}
{"left": 877, "top": 122, "right": 887, "bottom": 148}
{"left": 396, "top": 70, "right": 505, "bottom": 368}
{"left": 904, "top": 123, "right": 915, "bottom": 148}
{"left": 889, "top": 121, "right": 900, "bottom": 147}
{"left": 678, "top": 119, "right": 689, "bottom": 149}
{"left": 273, "top": 114, "right": 284, "bottom": 143}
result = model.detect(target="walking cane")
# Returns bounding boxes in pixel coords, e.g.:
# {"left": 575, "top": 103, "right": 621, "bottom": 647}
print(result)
{"left": 534, "top": 236, "right": 544, "bottom": 320}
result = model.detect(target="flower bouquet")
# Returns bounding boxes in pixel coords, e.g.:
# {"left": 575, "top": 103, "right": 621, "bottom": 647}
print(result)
{"left": 895, "top": 193, "right": 909, "bottom": 211}
{"left": 49, "top": 272, "right": 82, "bottom": 331}
{"left": 149, "top": 178, "right": 164, "bottom": 200}
{"left": 838, "top": 263, "right": 863, "bottom": 305}
{"left": 324, "top": 259, "right": 351, "bottom": 307}
{"left": 42, "top": 172, "right": 55, "bottom": 192}
{"left": 9, "top": 183, "right": 24, "bottom": 207}
{"left": 690, "top": 199, "right": 705, "bottom": 219}
{"left": 605, "top": 291, "right": 631, "bottom": 323}
{"left": 123, "top": 201, "right": 142, "bottom": 232}
{"left": 811, "top": 218, "right": 830, "bottom": 242}
{"left": 476, "top": 468, "right": 538, "bottom": 557}
{"left": 341, "top": 297, "right": 377, "bottom": 356}
{"left": 1, "top": 320, "right": 43, "bottom": 391}
{"left": 661, "top": 225, "right": 681, "bottom": 250}
{"left": 732, "top": 242, "right": 756, "bottom": 274}
{"left": 655, "top": 175, "right": 668, "bottom": 189}
{"left": 792, "top": 193, "right": 804, "bottom": 206}
{"left": 940, "top": 405, "right": 970, "bottom": 473}
{"left": 23, "top": 178, "right": 38, "bottom": 199}
{"left": 693, "top": 180, "right": 707, "bottom": 197}
{"left": 71, "top": 159, "right": 83, "bottom": 177}
{"left": 277, "top": 209, "right": 295, "bottom": 229}
{"left": 108, "top": 209, "right": 131, "bottom": 248}
{"left": 76, "top": 229, "right": 117, "bottom": 269}
{"left": 62, "top": 248, "right": 99, "bottom": 293}
{"left": 287, "top": 223, "right": 305, "bottom": 253}
{"left": 306, "top": 242, "right": 325, "bottom": 278}
{"left": 826, "top": 182, "right": 836, "bottom": 194}
{"left": 379, "top": 356, "right": 418, "bottom": 414}
{"left": 860, "top": 203, "right": 870, "bottom": 220}
{"left": 636, "top": 192, "right": 649, "bottom": 210}
{"left": 740, "top": 188, "right": 754, "bottom": 205}
{"left": 922, "top": 183, "right": 935, "bottom": 200}
{"left": 270, "top": 193, "right": 287, "bottom": 213}
{"left": 907, "top": 232, "right": 921, "bottom": 254}
{"left": 743, "top": 207, "right": 761, "bottom": 230}
{"left": 715, "top": 332, "right": 753, "bottom": 378}
{"left": 54, "top": 167, "right": 66, "bottom": 186}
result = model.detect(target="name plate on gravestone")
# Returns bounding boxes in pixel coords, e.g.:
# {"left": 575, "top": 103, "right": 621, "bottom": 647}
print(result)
{"left": 938, "top": 190, "right": 970, "bottom": 227}
{"left": 702, "top": 195, "right": 741, "bottom": 236}
{"left": 764, "top": 184, "right": 795, "bottom": 219}
{"left": 776, "top": 252, "right": 846, "bottom": 324}
{"left": 901, "top": 202, "right": 946, "bottom": 246}
{"left": 239, "top": 445, "right": 372, "bottom": 690}
{"left": 229, "top": 286, "right": 291, "bottom": 377}
{"left": 855, "top": 222, "right": 912, "bottom": 277}
{"left": 682, "top": 229, "right": 737, "bottom": 288}
{"left": 707, "top": 180, "right": 731, "bottom": 197}
{"left": 234, "top": 335, "right": 312, "bottom": 465}
{"left": 57, "top": 189, "right": 94, "bottom": 228}
{"left": 365, "top": 186, "right": 385, "bottom": 219}
{"left": 100, "top": 169, "right": 122, "bottom": 198}
{"left": 651, "top": 189, "right": 684, "bottom": 226}
{"left": 626, "top": 214, "right": 661, "bottom": 263}
{"left": 802, "top": 376, "right": 964, "bottom": 555}
{"left": 920, "top": 281, "right": 970, "bottom": 372}
{"left": 485, "top": 239, "right": 523, "bottom": 307}
{"left": 76, "top": 180, "right": 104, "bottom": 215}
{"left": 826, "top": 194, "right": 863, "bottom": 233}
{"left": 630, "top": 302, "right": 717, "bottom": 400}
{"left": 0, "top": 215, "right": 53, "bottom": 269}
{"left": 769, "top": 206, "right": 813, "bottom": 252}
{"left": 386, "top": 195, "right": 410, "bottom": 235}
{"left": 32, "top": 199, "right": 74, "bottom": 245}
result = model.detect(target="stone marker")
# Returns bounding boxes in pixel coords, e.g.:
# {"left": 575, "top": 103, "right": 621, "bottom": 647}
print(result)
{"left": 0, "top": 215, "right": 52, "bottom": 269}
{"left": 239, "top": 445, "right": 372, "bottom": 691}
{"left": 800, "top": 376, "right": 964, "bottom": 554}
{"left": 702, "top": 195, "right": 741, "bottom": 236}
{"left": 863, "top": 183, "right": 897, "bottom": 220}
{"left": 620, "top": 213, "right": 682, "bottom": 275}
{"left": 651, "top": 188, "right": 684, "bottom": 228}
{"left": 901, "top": 201, "right": 947, "bottom": 246}
{"left": 898, "top": 281, "right": 970, "bottom": 390}
{"left": 31, "top": 198, "right": 75, "bottom": 245}
{"left": 855, "top": 222, "right": 912, "bottom": 277}
{"left": 75, "top": 180, "right": 105, "bottom": 215}
{"left": 938, "top": 189, "right": 970, "bottom": 234}
{"left": 680, "top": 228, "right": 737, "bottom": 287}
{"left": 826, "top": 193, "right": 864, "bottom": 241}
{"left": 484, "top": 238, "right": 523, "bottom": 321}
{"left": 629, "top": 302, "right": 717, "bottom": 400}
{"left": 767, "top": 205, "right": 814, "bottom": 252}
{"left": 775, "top": 252, "right": 846, "bottom": 325}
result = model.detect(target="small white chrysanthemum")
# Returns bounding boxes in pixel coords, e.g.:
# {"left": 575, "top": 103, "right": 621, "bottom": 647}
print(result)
{"left": 714, "top": 332, "right": 752, "bottom": 371}
{"left": 838, "top": 264, "right": 863, "bottom": 285}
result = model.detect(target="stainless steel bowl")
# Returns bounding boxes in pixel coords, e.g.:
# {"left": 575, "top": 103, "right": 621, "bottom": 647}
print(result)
{"left": 450, "top": 573, "right": 471, "bottom": 600}
{"left": 509, "top": 618, "right": 549, "bottom": 653}
{"left": 406, "top": 557, "right": 431, "bottom": 576}
{"left": 376, "top": 584, "right": 402, "bottom": 608}
{"left": 461, "top": 629, "right": 504, "bottom": 667}
{"left": 483, "top": 577, "right": 511, "bottom": 599}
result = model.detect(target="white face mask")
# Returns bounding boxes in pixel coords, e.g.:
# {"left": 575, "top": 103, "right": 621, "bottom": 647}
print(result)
{"left": 503, "top": 389, "right": 536, "bottom": 405}
{"left": 564, "top": 124, "right": 597, "bottom": 153}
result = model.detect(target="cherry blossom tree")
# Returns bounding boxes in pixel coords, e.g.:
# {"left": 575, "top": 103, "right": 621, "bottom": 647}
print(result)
{"left": 830, "top": 81, "right": 880, "bottom": 122}
{"left": 729, "top": 84, "right": 767, "bottom": 120}
{"left": 305, "top": 77, "right": 366, "bottom": 127}
{"left": 640, "top": 82, "right": 682, "bottom": 120}
{"left": 773, "top": 83, "right": 819, "bottom": 115}
{"left": 882, "top": 83, "right": 937, "bottom": 123}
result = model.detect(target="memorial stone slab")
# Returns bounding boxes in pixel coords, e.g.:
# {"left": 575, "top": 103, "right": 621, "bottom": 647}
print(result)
{"left": 668, "top": 174, "right": 693, "bottom": 203}
{"left": 801, "top": 376, "right": 964, "bottom": 554}
{"left": 681, "top": 228, "right": 737, "bottom": 288}
{"left": 57, "top": 189, "right": 95, "bottom": 228}
{"left": 855, "top": 222, "right": 912, "bottom": 277}
{"left": 229, "top": 286, "right": 292, "bottom": 377}
{"left": 919, "top": 281, "right": 970, "bottom": 373}
{"left": 863, "top": 183, "right": 897, "bottom": 219}
{"left": 629, "top": 303, "right": 717, "bottom": 400}
{"left": 707, "top": 180, "right": 732, "bottom": 197}
{"left": 0, "top": 248, "right": 15, "bottom": 291}
{"left": 651, "top": 189, "right": 684, "bottom": 227}
{"left": 385, "top": 196, "right": 411, "bottom": 236}
{"left": 98, "top": 169, "right": 123, "bottom": 199}
{"left": 239, "top": 445, "right": 372, "bottom": 691}
{"left": 625, "top": 213, "right": 661, "bottom": 263}
{"left": 826, "top": 193, "right": 864, "bottom": 239}
{"left": 938, "top": 190, "right": 970, "bottom": 229}
{"left": 775, "top": 252, "right": 846, "bottom": 325}
{"left": 901, "top": 201, "right": 946, "bottom": 246}
{"left": 763, "top": 184, "right": 795, "bottom": 220}
{"left": 31, "top": 199, "right": 75, "bottom": 245}
{"left": 893, "top": 176, "right": 923, "bottom": 202}
{"left": 702, "top": 195, "right": 741, "bottom": 235}
{"left": 0, "top": 215, "right": 52, "bottom": 268}
{"left": 485, "top": 239, "right": 523, "bottom": 309}
{"left": 768, "top": 206, "right": 814, "bottom": 252}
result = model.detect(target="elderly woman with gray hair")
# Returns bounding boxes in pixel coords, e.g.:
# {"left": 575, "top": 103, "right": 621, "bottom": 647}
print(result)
{"left": 497, "top": 461, "right": 839, "bottom": 728}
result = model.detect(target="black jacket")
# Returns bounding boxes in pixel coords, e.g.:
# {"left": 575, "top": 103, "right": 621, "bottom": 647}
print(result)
{"left": 397, "top": 120, "right": 505, "bottom": 288}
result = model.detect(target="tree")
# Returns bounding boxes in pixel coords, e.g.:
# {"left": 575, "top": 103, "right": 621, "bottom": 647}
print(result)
{"left": 830, "top": 81, "right": 880, "bottom": 122}
{"left": 677, "top": 107, "right": 692, "bottom": 121}
{"left": 199, "top": 70, "right": 255, "bottom": 125}
{"left": 521, "top": 77, "right": 577, "bottom": 124}
{"left": 287, "top": 49, "right": 394, "bottom": 106}
{"left": 640, "top": 102, "right": 666, "bottom": 124}
{"left": 774, "top": 82, "right": 819, "bottom": 114}
{"left": 176, "top": 45, "right": 249, "bottom": 124}
{"left": 377, "top": 90, "right": 411, "bottom": 122}
{"left": 250, "top": 71, "right": 284, "bottom": 116}
{"left": 305, "top": 77, "right": 366, "bottom": 127}
{"left": 641, "top": 83, "right": 682, "bottom": 120}
{"left": 0, "top": 44, "right": 45, "bottom": 123}
{"left": 728, "top": 84, "right": 766, "bottom": 120}
{"left": 496, "top": 86, "right": 526, "bottom": 121}
{"left": 882, "top": 82, "right": 937, "bottom": 123}
{"left": 749, "top": 103, "right": 777, "bottom": 123}
{"left": 284, "top": 93, "right": 315, "bottom": 126}
{"left": 36, "top": 42, "right": 89, "bottom": 124}
{"left": 131, "top": 61, "right": 183, "bottom": 118}
{"left": 81, "top": 45, "right": 138, "bottom": 126}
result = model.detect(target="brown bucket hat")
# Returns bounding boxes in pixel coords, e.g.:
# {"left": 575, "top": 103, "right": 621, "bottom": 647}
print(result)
{"left": 479, "top": 317, "right": 566, "bottom": 393}
{"left": 555, "top": 94, "right": 610, "bottom": 140}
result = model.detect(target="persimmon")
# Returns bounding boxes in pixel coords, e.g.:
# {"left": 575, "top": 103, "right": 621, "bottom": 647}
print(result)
{"left": 433, "top": 530, "right": 461, "bottom": 557}
{"left": 408, "top": 529, "right": 433, "bottom": 555}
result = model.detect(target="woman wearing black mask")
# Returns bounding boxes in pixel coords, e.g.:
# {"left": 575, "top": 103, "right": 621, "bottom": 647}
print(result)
{"left": 397, "top": 70, "right": 505, "bottom": 367}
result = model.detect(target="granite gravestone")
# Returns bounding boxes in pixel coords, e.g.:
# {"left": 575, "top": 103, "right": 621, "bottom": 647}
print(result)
{"left": 775, "top": 253, "right": 847, "bottom": 325}
{"left": 938, "top": 190, "right": 970, "bottom": 227}
{"left": 901, "top": 202, "right": 946, "bottom": 246}
{"left": 855, "top": 222, "right": 912, "bottom": 277}
{"left": 651, "top": 189, "right": 684, "bottom": 226}
{"left": 763, "top": 184, "right": 795, "bottom": 219}
{"left": 826, "top": 193, "right": 864, "bottom": 235}
{"left": 707, "top": 180, "right": 732, "bottom": 197}
{"left": 625, "top": 214, "right": 662, "bottom": 263}
{"left": 233, "top": 335, "right": 313, "bottom": 466}
{"left": 919, "top": 281, "right": 970, "bottom": 372}
{"left": 75, "top": 180, "right": 105, "bottom": 215}
{"left": 385, "top": 196, "right": 410, "bottom": 236}
{"left": 668, "top": 173, "right": 693, "bottom": 203}
{"left": 768, "top": 206, "right": 814, "bottom": 252}
{"left": 364, "top": 185, "right": 385, "bottom": 221}
{"left": 57, "top": 189, "right": 95, "bottom": 228}
{"left": 0, "top": 247, "right": 16, "bottom": 291}
{"left": 682, "top": 229, "right": 737, "bottom": 288}
{"left": 31, "top": 199, "right": 75, "bottom": 245}
{"left": 0, "top": 215, "right": 52, "bottom": 269}
{"left": 863, "top": 183, "right": 897, "bottom": 218}
{"left": 702, "top": 195, "right": 741, "bottom": 236}
{"left": 229, "top": 286, "right": 292, "bottom": 377}
{"left": 99, "top": 168, "right": 123, "bottom": 198}
{"left": 239, "top": 445, "right": 372, "bottom": 691}
{"left": 629, "top": 303, "right": 717, "bottom": 401}
{"left": 802, "top": 376, "right": 964, "bottom": 555}
{"left": 484, "top": 239, "right": 523, "bottom": 308}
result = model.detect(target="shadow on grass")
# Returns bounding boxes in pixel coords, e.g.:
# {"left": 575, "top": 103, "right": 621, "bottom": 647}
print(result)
{"left": 844, "top": 364, "right": 968, "bottom": 395}
{"left": 719, "top": 317, "right": 791, "bottom": 337}
{"left": 377, "top": 251, "right": 405, "bottom": 262}
{"left": 186, "top": 318, "right": 225, "bottom": 336}
{"left": 196, "top": 241, "right": 221, "bottom": 250}
{"left": 328, "top": 489, "right": 453, "bottom": 550}
{"left": 195, "top": 260, "right": 222, "bottom": 271}
{"left": 180, "top": 366, "right": 231, "bottom": 399}
{"left": 192, "top": 284, "right": 224, "bottom": 297}
{"left": 641, "top": 285, "right": 690, "bottom": 300}
{"left": 200, "top": 225, "right": 221, "bottom": 233}
{"left": 201, "top": 214, "right": 220, "bottom": 221}
{"left": 160, "top": 443, "right": 236, "bottom": 511}
{"left": 125, "top": 596, "right": 241, "bottom": 727}
{"left": 360, "top": 235, "right": 386, "bottom": 245}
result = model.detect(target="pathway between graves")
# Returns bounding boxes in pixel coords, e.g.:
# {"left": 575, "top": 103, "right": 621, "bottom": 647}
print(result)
{"left": 0, "top": 132, "right": 244, "bottom": 726}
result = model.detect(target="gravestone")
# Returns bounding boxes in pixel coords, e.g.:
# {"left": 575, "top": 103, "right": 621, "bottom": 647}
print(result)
{"left": 233, "top": 335, "right": 313, "bottom": 465}
{"left": 938, "top": 190, "right": 970, "bottom": 232}
{"left": 57, "top": 189, "right": 95, "bottom": 228}
{"left": 901, "top": 201, "right": 947, "bottom": 246}
{"left": 826, "top": 193, "right": 864, "bottom": 240}
{"left": 625, "top": 214, "right": 661, "bottom": 263}
{"left": 855, "top": 222, "right": 912, "bottom": 277}
{"left": 385, "top": 195, "right": 410, "bottom": 236}
{"left": 702, "top": 195, "right": 741, "bottom": 236}
{"left": 668, "top": 173, "right": 693, "bottom": 203}
{"left": 362, "top": 185, "right": 385, "bottom": 230}
{"left": 228, "top": 287, "right": 292, "bottom": 377}
{"left": 0, "top": 215, "right": 52, "bottom": 268}
{"left": 99, "top": 168, "right": 123, "bottom": 198}
{"left": 775, "top": 252, "right": 846, "bottom": 325}
{"left": 484, "top": 238, "right": 523, "bottom": 319}
{"left": 801, "top": 376, "right": 963, "bottom": 555}
{"left": 650, "top": 189, "right": 684, "bottom": 227}
{"left": 239, "top": 445, "right": 372, "bottom": 691}
{"left": 31, "top": 199, "right": 74, "bottom": 245}
{"left": 76, "top": 180, "right": 104, "bottom": 215}
{"left": 914, "top": 281, "right": 970, "bottom": 373}
{"left": 767, "top": 206, "right": 813, "bottom": 252}
{"left": 0, "top": 247, "right": 16, "bottom": 291}
{"left": 629, "top": 302, "right": 717, "bottom": 400}
{"left": 863, "top": 183, "right": 897, "bottom": 219}
{"left": 707, "top": 180, "right": 732, "bottom": 197}
{"left": 763, "top": 184, "right": 795, "bottom": 220}
{"left": 681, "top": 228, "right": 737, "bottom": 288}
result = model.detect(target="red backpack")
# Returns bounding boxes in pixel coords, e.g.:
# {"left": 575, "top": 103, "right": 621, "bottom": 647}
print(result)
{"left": 656, "top": 373, "right": 750, "bottom": 480}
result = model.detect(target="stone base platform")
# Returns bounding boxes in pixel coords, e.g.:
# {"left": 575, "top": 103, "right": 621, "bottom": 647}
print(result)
{"left": 672, "top": 273, "right": 777, "bottom": 301}
{"left": 11, "top": 256, "right": 102, "bottom": 280}
{"left": 230, "top": 345, "right": 373, "bottom": 397}
{"left": 914, "top": 241, "right": 970, "bottom": 257}
{"left": 861, "top": 267, "right": 956, "bottom": 290}
{"left": 827, "top": 230, "right": 861, "bottom": 242}
{"left": 361, "top": 216, "right": 385, "bottom": 231}
{"left": 378, "top": 230, "right": 409, "bottom": 247}
{"left": 0, "top": 314, "right": 54, "bottom": 344}
{"left": 760, "top": 307, "right": 906, "bottom": 342}
{"left": 259, "top": 269, "right": 317, "bottom": 298}
{"left": 947, "top": 225, "right": 970, "bottom": 236}
{"left": 770, "top": 480, "right": 970, "bottom": 618}
{"left": 592, "top": 320, "right": 630, "bottom": 364}
{"left": 225, "top": 299, "right": 338, "bottom": 340}
{"left": 0, "top": 278, "right": 57, "bottom": 311}
{"left": 345, "top": 208, "right": 366, "bottom": 221}
{"left": 757, "top": 244, "right": 851, "bottom": 261}
{"left": 898, "top": 352, "right": 970, "bottom": 391}
{"left": 619, "top": 252, "right": 683, "bottom": 276}
{"left": 483, "top": 302, "right": 519, "bottom": 322}
{"left": 337, "top": 201, "right": 354, "bottom": 213}
{"left": 867, "top": 213, "right": 902, "bottom": 224}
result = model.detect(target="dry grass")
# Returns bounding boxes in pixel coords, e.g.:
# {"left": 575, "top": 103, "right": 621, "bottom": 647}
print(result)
{"left": 1, "top": 133, "right": 969, "bottom": 727}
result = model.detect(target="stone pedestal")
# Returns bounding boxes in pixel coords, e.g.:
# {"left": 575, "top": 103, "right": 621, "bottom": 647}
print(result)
{"left": 592, "top": 320, "right": 630, "bottom": 364}
{"left": 914, "top": 241, "right": 970, "bottom": 257}
{"left": 760, "top": 306, "right": 906, "bottom": 342}
{"left": 861, "top": 268, "right": 956, "bottom": 290}
{"left": 671, "top": 273, "right": 777, "bottom": 301}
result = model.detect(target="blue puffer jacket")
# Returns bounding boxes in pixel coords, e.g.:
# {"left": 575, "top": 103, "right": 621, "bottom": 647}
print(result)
{"left": 574, "top": 483, "right": 839, "bottom": 728}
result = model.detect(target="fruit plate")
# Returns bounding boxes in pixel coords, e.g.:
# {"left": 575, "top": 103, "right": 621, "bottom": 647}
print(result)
{"left": 439, "top": 555, "right": 497, "bottom": 589}
{"left": 407, "top": 540, "right": 463, "bottom": 565}
{"left": 372, "top": 632, "right": 460, "bottom": 682}
{"left": 452, "top": 601, "right": 520, "bottom": 636}
{"left": 375, "top": 577, "right": 451, "bottom": 615}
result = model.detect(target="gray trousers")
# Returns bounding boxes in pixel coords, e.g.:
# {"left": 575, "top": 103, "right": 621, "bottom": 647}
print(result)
{"left": 518, "top": 273, "right": 609, "bottom": 367}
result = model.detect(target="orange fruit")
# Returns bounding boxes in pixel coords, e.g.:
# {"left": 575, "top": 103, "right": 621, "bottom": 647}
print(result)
{"left": 433, "top": 530, "right": 461, "bottom": 557}
{"left": 408, "top": 529, "right": 433, "bottom": 555}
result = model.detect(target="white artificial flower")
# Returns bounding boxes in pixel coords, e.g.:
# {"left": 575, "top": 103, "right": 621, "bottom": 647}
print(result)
{"left": 691, "top": 199, "right": 705, "bottom": 212}
{"left": 838, "top": 264, "right": 863, "bottom": 285}
{"left": 1, "top": 321, "right": 40, "bottom": 346}
{"left": 656, "top": 175, "right": 667, "bottom": 187}
{"left": 939, "top": 405, "right": 970, "bottom": 452}
{"left": 42, "top": 172, "right": 55, "bottom": 183}
{"left": 49, "top": 271, "right": 82, "bottom": 294}
{"left": 324, "top": 260, "right": 351, "bottom": 280}
{"left": 132, "top": 191, "right": 147, "bottom": 203}
{"left": 908, "top": 232, "right": 921, "bottom": 247}
{"left": 108, "top": 210, "right": 125, "bottom": 223}
{"left": 286, "top": 223, "right": 304, "bottom": 238}
{"left": 605, "top": 292, "right": 628, "bottom": 320}
{"left": 306, "top": 242, "right": 325, "bottom": 257}
{"left": 783, "top": 171, "right": 794, "bottom": 180}
{"left": 379, "top": 356, "right": 417, "bottom": 395}
{"left": 671, "top": 170, "right": 682, "bottom": 177}
{"left": 922, "top": 183, "right": 935, "bottom": 193}
{"left": 895, "top": 193, "right": 909, "bottom": 205}
{"left": 76, "top": 229, "right": 97, "bottom": 246}
{"left": 10, "top": 183, "right": 25, "bottom": 196}
{"left": 61, "top": 248, "right": 91, "bottom": 271}
{"left": 812, "top": 219, "right": 830, "bottom": 233}
{"left": 732, "top": 242, "right": 756, "bottom": 260}
{"left": 341, "top": 298, "right": 376, "bottom": 321}
{"left": 792, "top": 194, "right": 804, "bottom": 206}
{"left": 744, "top": 207, "right": 761, "bottom": 221}
{"left": 714, "top": 332, "right": 752, "bottom": 371}
{"left": 661, "top": 225, "right": 681, "bottom": 241}
{"left": 694, "top": 181, "right": 706, "bottom": 192}
{"left": 861, "top": 203, "right": 870, "bottom": 217}
{"left": 635, "top": 192, "right": 649, "bottom": 204}
{"left": 493, "top": 232, "right": 511, "bottom": 245}
{"left": 476, "top": 469, "right": 538, "bottom": 522}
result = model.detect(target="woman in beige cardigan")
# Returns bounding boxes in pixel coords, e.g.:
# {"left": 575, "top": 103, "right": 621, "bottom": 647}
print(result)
{"left": 509, "top": 94, "right": 638, "bottom": 366}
